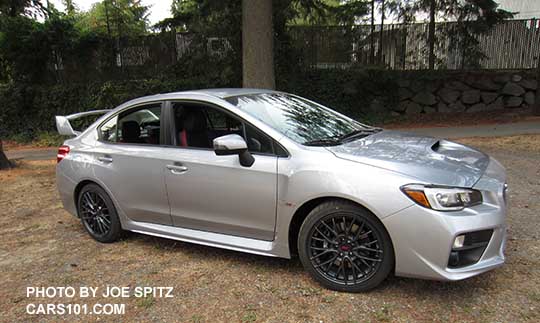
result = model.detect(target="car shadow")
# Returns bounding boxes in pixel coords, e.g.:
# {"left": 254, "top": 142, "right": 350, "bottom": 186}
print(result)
{"left": 126, "top": 231, "right": 498, "bottom": 297}
{"left": 126, "top": 231, "right": 305, "bottom": 272}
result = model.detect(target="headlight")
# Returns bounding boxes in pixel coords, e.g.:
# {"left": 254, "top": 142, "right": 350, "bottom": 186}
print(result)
{"left": 401, "top": 184, "right": 482, "bottom": 211}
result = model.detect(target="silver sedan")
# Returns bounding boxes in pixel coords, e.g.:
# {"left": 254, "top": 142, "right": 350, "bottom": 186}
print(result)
{"left": 55, "top": 89, "right": 507, "bottom": 292}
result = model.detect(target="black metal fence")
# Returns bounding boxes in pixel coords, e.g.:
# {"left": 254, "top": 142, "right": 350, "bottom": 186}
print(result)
{"left": 50, "top": 18, "right": 540, "bottom": 82}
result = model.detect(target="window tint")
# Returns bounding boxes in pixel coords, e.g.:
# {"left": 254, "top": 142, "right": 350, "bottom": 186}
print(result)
{"left": 100, "top": 104, "right": 161, "bottom": 145}
{"left": 173, "top": 102, "right": 277, "bottom": 155}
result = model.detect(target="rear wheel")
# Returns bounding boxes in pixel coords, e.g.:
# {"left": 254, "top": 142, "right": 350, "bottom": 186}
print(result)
{"left": 298, "top": 201, "right": 394, "bottom": 292}
{"left": 78, "top": 184, "right": 122, "bottom": 243}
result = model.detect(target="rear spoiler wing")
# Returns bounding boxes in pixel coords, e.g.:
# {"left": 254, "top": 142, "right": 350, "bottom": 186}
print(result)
{"left": 55, "top": 110, "right": 111, "bottom": 136}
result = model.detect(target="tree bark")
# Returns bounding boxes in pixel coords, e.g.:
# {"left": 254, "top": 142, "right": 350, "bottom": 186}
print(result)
{"left": 428, "top": 0, "right": 436, "bottom": 70}
{"left": 0, "top": 140, "right": 11, "bottom": 170}
{"left": 535, "top": 54, "right": 540, "bottom": 116}
{"left": 378, "top": 0, "right": 385, "bottom": 64}
{"left": 370, "top": 0, "right": 375, "bottom": 64}
{"left": 242, "top": 0, "right": 275, "bottom": 89}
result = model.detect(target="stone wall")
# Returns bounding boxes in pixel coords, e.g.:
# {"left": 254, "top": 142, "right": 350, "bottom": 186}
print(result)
{"left": 394, "top": 70, "right": 538, "bottom": 115}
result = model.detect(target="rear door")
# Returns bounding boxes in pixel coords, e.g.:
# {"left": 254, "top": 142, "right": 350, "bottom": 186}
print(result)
{"left": 163, "top": 101, "right": 279, "bottom": 241}
{"left": 92, "top": 102, "right": 173, "bottom": 225}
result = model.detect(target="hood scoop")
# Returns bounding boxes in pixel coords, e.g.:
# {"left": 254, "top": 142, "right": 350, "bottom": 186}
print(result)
{"left": 431, "top": 140, "right": 441, "bottom": 152}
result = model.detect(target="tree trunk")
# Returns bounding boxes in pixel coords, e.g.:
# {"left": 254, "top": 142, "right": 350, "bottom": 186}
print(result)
{"left": 428, "top": 0, "right": 436, "bottom": 70}
{"left": 370, "top": 0, "right": 375, "bottom": 64}
{"left": 379, "top": 0, "right": 385, "bottom": 64}
{"left": 535, "top": 54, "right": 540, "bottom": 116}
{"left": 0, "top": 140, "right": 11, "bottom": 170}
{"left": 242, "top": 0, "right": 275, "bottom": 89}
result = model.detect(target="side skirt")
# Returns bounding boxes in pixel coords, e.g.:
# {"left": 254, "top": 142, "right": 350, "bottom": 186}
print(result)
{"left": 124, "top": 220, "right": 279, "bottom": 258}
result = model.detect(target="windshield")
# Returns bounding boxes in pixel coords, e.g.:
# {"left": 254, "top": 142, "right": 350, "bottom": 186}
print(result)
{"left": 225, "top": 93, "right": 375, "bottom": 145}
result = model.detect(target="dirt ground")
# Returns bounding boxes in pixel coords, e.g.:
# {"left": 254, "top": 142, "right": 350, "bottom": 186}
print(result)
{"left": 382, "top": 107, "right": 540, "bottom": 129}
{"left": 0, "top": 135, "right": 539, "bottom": 323}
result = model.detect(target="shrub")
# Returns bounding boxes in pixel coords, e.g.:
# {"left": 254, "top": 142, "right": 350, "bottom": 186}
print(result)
{"left": 0, "top": 68, "right": 399, "bottom": 141}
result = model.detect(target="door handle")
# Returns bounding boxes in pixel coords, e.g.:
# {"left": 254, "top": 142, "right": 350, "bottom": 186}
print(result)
{"left": 98, "top": 156, "right": 113, "bottom": 163}
{"left": 167, "top": 164, "right": 188, "bottom": 174}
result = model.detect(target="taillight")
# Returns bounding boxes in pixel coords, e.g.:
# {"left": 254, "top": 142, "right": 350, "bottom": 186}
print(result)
{"left": 57, "top": 145, "right": 70, "bottom": 163}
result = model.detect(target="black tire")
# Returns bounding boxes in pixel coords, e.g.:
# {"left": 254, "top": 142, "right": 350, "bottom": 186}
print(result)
{"left": 297, "top": 200, "right": 394, "bottom": 292}
{"left": 77, "top": 184, "right": 123, "bottom": 243}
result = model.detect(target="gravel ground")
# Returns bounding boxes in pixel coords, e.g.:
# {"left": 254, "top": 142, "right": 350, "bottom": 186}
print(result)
{"left": 0, "top": 135, "right": 539, "bottom": 323}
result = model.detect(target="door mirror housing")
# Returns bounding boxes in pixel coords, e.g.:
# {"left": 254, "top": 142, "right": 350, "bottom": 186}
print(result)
{"left": 213, "top": 134, "right": 255, "bottom": 167}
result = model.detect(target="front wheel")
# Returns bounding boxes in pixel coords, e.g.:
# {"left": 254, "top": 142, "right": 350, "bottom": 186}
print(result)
{"left": 298, "top": 201, "right": 394, "bottom": 292}
{"left": 77, "top": 184, "right": 123, "bottom": 243}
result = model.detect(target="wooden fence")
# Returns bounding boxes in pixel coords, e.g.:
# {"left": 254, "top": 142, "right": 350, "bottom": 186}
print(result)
{"left": 50, "top": 19, "right": 540, "bottom": 82}
{"left": 288, "top": 19, "right": 540, "bottom": 70}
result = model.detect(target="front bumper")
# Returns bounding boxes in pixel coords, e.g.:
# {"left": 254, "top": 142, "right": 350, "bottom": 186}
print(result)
{"left": 382, "top": 158, "right": 507, "bottom": 281}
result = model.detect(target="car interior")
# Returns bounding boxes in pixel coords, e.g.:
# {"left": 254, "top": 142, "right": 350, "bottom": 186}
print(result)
{"left": 173, "top": 103, "right": 272, "bottom": 154}
{"left": 116, "top": 106, "right": 161, "bottom": 145}
{"left": 102, "top": 102, "right": 279, "bottom": 155}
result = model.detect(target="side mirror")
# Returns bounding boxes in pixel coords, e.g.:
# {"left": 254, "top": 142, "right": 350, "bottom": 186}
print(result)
{"left": 213, "top": 134, "right": 255, "bottom": 167}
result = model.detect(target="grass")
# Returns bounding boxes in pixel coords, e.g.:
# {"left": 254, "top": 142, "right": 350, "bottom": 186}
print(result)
{"left": 373, "top": 304, "right": 392, "bottom": 322}
{"left": 241, "top": 311, "right": 257, "bottom": 323}
{"left": 5, "top": 131, "right": 67, "bottom": 148}
{"left": 528, "top": 291, "right": 540, "bottom": 302}
{"left": 136, "top": 295, "right": 155, "bottom": 309}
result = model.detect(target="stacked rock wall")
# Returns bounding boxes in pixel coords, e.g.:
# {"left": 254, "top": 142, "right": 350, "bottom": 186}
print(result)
{"left": 395, "top": 70, "right": 537, "bottom": 114}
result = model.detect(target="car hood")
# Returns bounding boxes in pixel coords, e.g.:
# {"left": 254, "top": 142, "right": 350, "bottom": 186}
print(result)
{"left": 326, "top": 130, "right": 490, "bottom": 187}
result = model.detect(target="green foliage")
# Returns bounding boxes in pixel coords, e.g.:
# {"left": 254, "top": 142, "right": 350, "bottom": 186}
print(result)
{"left": 0, "top": 16, "right": 50, "bottom": 82}
{"left": 33, "top": 132, "right": 67, "bottom": 147}
{"left": 0, "top": 0, "right": 47, "bottom": 18}
{"left": 0, "top": 66, "right": 400, "bottom": 141}
{"left": 0, "top": 11, "right": 108, "bottom": 84}
{"left": 76, "top": 0, "right": 150, "bottom": 37}
{"left": 0, "top": 0, "right": 518, "bottom": 143}
{"left": 0, "top": 75, "right": 237, "bottom": 140}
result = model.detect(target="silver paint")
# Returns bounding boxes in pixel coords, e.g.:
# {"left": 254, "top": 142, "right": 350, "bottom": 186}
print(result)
{"left": 56, "top": 88, "right": 507, "bottom": 281}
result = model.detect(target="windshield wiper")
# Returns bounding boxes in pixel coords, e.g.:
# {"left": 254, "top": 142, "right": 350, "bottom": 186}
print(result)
{"left": 339, "top": 128, "right": 382, "bottom": 143}
{"left": 304, "top": 128, "right": 382, "bottom": 146}
{"left": 303, "top": 138, "right": 341, "bottom": 146}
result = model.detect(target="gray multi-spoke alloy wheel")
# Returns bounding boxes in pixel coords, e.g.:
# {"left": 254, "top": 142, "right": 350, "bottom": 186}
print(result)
{"left": 78, "top": 184, "right": 122, "bottom": 243}
{"left": 298, "top": 201, "right": 394, "bottom": 292}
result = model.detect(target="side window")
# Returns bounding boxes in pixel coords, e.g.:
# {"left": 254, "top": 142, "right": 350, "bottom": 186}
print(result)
{"left": 100, "top": 104, "right": 161, "bottom": 145}
{"left": 174, "top": 103, "right": 242, "bottom": 149}
{"left": 100, "top": 116, "right": 118, "bottom": 142}
{"left": 173, "top": 102, "right": 281, "bottom": 155}
{"left": 205, "top": 106, "right": 243, "bottom": 134}
{"left": 245, "top": 124, "right": 274, "bottom": 155}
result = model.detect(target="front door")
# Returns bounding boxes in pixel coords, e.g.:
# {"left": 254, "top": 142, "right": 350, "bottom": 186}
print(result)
{"left": 163, "top": 101, "right": 278, "bottom": 241}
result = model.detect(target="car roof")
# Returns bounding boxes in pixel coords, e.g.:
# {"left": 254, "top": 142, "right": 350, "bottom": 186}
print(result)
{"left": 181, "top": 88, "right": 278, "bottom": 99}
{"left": 112, "top": 88, "right": 279, "bottom": 111}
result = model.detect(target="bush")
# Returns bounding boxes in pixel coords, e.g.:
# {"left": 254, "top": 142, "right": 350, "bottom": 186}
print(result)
{"left": 0, "top": 77, "right": 235, "bottom": 140}
{"left": 34, "top": 132, "right": 67, "bottom": 147}
{"left": 0, "top": 68, "right": 400, "bottom": 141}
